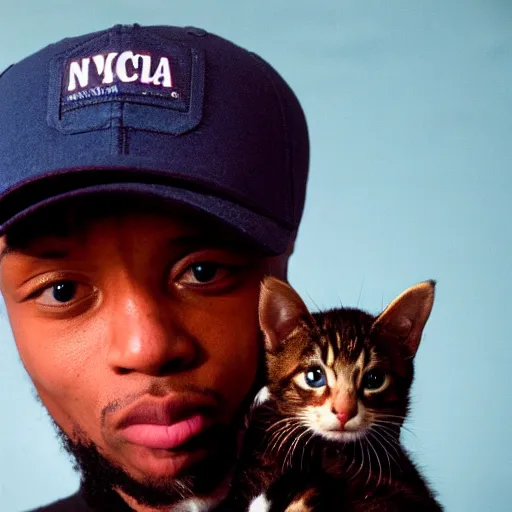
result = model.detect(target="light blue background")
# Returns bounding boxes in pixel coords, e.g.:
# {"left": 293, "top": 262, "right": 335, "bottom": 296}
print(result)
{"left": 0, "top": 1, "right": 510, "bottom": 511}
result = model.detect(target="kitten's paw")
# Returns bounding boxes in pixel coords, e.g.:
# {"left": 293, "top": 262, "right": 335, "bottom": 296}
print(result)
{"left": 284, "top": 499, "right": 312, "bottom": 512}
{"left": 283, "top": 490, "right": 316, "bottom": 512}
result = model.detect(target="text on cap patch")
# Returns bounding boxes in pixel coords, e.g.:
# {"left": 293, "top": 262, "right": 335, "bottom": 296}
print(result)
{"left": 67, "top": 51, "right": 173, "bottom": 93}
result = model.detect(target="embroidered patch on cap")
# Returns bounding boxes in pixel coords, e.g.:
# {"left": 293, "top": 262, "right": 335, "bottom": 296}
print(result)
{"left": 48, "top": 28, "right": 205, "bottom": 135}
{"left": 62, "top": 50, "right": 186, "bottom": 109}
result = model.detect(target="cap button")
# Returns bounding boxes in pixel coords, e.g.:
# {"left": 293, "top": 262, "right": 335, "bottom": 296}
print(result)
{"left": 186, "top": 27, "right": 207, "bottom": 37}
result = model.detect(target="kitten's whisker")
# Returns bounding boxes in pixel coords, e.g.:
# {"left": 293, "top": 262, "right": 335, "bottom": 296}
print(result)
{"left": 358, "top": 438, "right": 365, "bottom": 481}
{"left": 266, "top": 426, "right": 295, "bottom": 450}
{"left": 366, "top": 432, "right": 383, "bottom": 491}
{"left": 371, "top": 428, "right": 401, "bottom": 465}
{"left": 273, "top": 425, "right": 299, "bottom": 457}
{"left": 265, "top": 424, "right": 293, "bottom": 443}
{"left": 368, "top": 430, "right": 392, "bottom": 487}
{"left": 374, "top": 413, "right": 408, "bottom": 421}
{"left": 364, "top": 440, "right": 372, "bottom": 486}
{"left": 378, "top": 417, "right": 424, "bottom": 437}
{"left": 287, "top": 426, "right": 306, "bottom": 466}
{"left": 373, "top": 415, "right": 405, "bottom": 422}
{"left": 270, "top": 426, "right": 295, "bottom": 465}
{"left": 267, "top": 421, "right": 294, "bottom": 439}
{"left": 281, "top": 424, "right": 305, "bottom": 472}
{"left": 356, "top": 277, "right": 364, "bottom": 307}
{"left": 373, "top": 421, "right": 417, "bottom": 445}
{"left": 300, "top": 428, "right": 315, "bottom": 471}
{"left": 351, "top": 438, "right": 365, "bottom": 482}
{"left": 399, "top": 424, "right": 419, "bottom": 437}
{"left": 289, "top": 427, "right": 310, "bottom": 471}
{"left": 265, "top": 422, "right": 293, "bottom": 444}
{"left": 174, "top": 477, "right": 193, "bottom": 499}
{"left": 266, "top": 417, "right": 296, "bottom": 428}
{"left": 283, "top": 426, "right": 306, "bottom": 471}
{"left": 372, "top": 420, "right": 402, "bottom": 438}
{"left": 372, "top": 422, "right": 401, "bottom": 435}
{"left": 372, "top": 420, "right": 400, "bottom": 428}
{"left": 305, "top": 291, "right": 321, "bottom": 312}
{"left": 266, "top": 423, "right": 295, "bottom": 457}
{"left": 372, "top": 418, "right": 402, "bottom": 426}
{"left": 372, "top": 425, "right": 401, "bottom": 447}
{"left": 346, "top": 441, "right": 357, "bottom": 473}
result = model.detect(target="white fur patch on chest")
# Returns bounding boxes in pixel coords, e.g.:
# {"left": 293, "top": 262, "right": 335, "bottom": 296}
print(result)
{"left": 167, "top": 495, "right": 221, "bottom": 512}
{"left": 167, "top": 469, "right": 232, "bottom": 512}
{"left": 248, "top": 493, "right": 271, "bottom": 512}
{"left": 254, "top": 386, "right": 270, "bottom": 406}
{"left": 244, "top": 386, "right": 271, "bottom": 427}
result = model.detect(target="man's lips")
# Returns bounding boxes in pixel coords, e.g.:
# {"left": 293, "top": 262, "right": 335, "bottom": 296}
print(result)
{"left": 116, "top": 395, "right": 216, "bottom": 451}
{"left": 121, "top": 415, "right": 209, "bottom": 450}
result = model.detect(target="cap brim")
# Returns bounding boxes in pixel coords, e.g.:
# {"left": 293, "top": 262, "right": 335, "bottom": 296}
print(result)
{"left": 0, "top": 181, "right": 292, "bottom": 255}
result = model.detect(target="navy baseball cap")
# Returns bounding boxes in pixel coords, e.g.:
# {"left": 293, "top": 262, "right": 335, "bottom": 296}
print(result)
{"left": 0, "top": 24, "right": 309, "bottom": 255}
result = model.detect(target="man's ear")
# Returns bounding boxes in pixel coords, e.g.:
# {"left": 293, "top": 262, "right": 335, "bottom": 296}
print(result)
{"left": 259, "top": 277, "right": 313, "bottom": 353}
{"left": 371, "top": 280, "right": 436, "bottom": 358}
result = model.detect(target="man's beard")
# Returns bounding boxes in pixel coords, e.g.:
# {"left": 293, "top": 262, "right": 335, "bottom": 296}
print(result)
{"left": 53, "top": 421, "right": 238, "bottom": 511}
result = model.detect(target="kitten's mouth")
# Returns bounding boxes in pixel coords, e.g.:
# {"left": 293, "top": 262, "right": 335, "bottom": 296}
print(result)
{"left": 316, "top": 413, "right": 369, "bottom": 443}
{"left": 321, "top": 427, "right": 367, "bottom": 443}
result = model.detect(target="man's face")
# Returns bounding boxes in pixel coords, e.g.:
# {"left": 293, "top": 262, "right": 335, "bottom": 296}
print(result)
{"left": 0, "top": 207, "right": 270, "bottom": 507}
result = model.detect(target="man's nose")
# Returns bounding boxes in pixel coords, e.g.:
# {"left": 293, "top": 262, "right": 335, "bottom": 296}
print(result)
{"left": 106, "top": 292, "right": 198, "bottom": 376}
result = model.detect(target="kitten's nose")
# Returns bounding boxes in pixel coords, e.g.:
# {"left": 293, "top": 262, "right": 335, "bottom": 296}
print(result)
{"left": 335, "top": 410, "right": 357, "bottom": 429}
{"left": 336, "top": 411, "right": 351, "bottom": 428}
{"left": 332, "top": 392, "right": 357, "bottom": 429}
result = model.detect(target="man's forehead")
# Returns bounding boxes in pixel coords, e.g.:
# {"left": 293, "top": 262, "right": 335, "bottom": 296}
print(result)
{"left": 1, "top": 202, "right": 260, "bottom": 257}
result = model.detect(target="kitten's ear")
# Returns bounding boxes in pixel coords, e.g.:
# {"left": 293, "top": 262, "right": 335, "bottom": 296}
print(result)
{"left": 371, "top": 280, "right": 436, "bottom": 357}
{"left": 259, "top": 277, "right": 313, "bottom": 353}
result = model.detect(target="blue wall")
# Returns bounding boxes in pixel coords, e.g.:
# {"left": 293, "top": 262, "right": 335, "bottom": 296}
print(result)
{"left": 1, "top": 1, "right": 510, "bottom": 510}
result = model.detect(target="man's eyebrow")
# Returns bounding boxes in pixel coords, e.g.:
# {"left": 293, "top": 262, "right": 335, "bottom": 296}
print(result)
{"left": 0, "top": 246, "right": 69, "bottom": 263}
{"left": 0, "top": 233, "right": 243, "bottom": 265}
{"left": 34, "top": 250, "right": 70, "bottom": 259}
{"left": 169, "top": 234, "right": 214, "bottom": 247}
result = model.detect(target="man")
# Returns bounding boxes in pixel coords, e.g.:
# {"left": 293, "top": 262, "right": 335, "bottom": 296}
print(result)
{"left": 0, "top": 24, "right": 309, "bottom": 511}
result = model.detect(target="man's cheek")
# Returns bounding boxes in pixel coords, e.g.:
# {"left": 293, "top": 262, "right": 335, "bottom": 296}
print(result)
{"left": 18, "top": 339, "right": 94, "bottom": 400}
{"left": 213, "top": 340, "right": 259, "bottom": 407}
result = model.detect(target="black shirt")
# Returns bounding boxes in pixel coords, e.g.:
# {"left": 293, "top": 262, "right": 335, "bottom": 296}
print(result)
{"left": 27, "top": 488, "right": 133, "bottom": 512}
{"left": 28, "top": 490, "right": 92, "bottom": 512}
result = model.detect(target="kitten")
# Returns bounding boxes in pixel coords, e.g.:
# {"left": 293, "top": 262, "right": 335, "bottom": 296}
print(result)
{"left": 222, "top": 277, "right": 443, "bottom": 511}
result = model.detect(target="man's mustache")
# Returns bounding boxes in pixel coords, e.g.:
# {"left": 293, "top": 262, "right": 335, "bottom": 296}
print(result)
{"left": 100, "top": 382, "right": 223, "bottom": 428}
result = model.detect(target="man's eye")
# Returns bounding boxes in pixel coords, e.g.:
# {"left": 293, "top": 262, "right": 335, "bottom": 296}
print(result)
{"left": 34, "top": 281, "right": 93, "bottom": 306}
{"left": 179, "top": 262, "right": 231, "bottom": 285}
{"left": 190, "top": 262, "right": 221, "bottom": 283}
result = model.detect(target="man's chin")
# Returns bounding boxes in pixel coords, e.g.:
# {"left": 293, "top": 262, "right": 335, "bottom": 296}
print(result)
{"left": 123, "top": 444, "right": 211, "bottom": 481}
{"left": 54, "top": 421, "right": 237, "bottom": 509}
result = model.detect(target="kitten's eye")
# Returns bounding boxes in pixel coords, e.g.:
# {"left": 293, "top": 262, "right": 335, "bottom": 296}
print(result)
{"left": 304, "top": 367, "right": 327, "bottom": 388}
{"left": 363, "top": 369, "right": 387, "bottom": 391}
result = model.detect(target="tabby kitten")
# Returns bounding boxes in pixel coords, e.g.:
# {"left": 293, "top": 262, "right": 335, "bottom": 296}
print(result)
{"left": 223, "top": 277, "right": 443, "bottom": 512}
